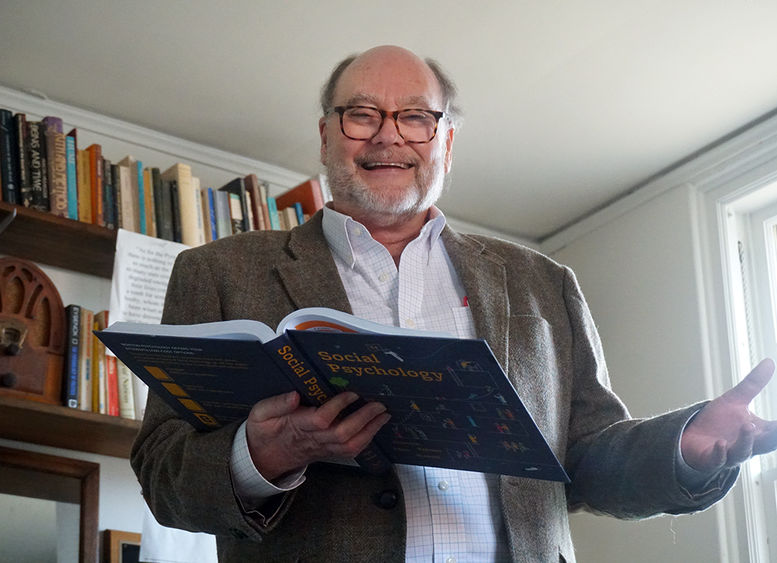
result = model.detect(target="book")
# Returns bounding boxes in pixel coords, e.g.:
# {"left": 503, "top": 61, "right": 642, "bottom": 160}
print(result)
{"left": 45, "top": 121, "right": 68, "bottom": 218}
{"left": 118, "top": 156, "right": 142, "bottom": 233}
{"left": 106, "top": 351, "right": 119, "bottom": 417}
{"left": 152, "top": 167, "right": 174, "bottom": 241}
{"left": 96, "top": 308, "right": 569, "bottom": 482}
{"left": 201, "top": 186, "right": 217, "bottom": 242}
{"left": 102, "top": 158, "right": 116, "bottom": 230}
{"left": 212, "top": 189, "right": 231, "bottom": 239}
{"left": 143, "top": 167, "right": 156, "bottom": 238}
{"left": 0, "top": 109, "right": 19, "bottom": 204}
{"left": 86, "top": 144, "right": 103, "bottom": 226}
{"left": 76, "top": 149, "right": 92, "bottom": 223}
{"left": 77, "top": 307, "right": 94, "bottom": 412}
{"left": 27, "top": 121, "right": 47, "bottom": 210}
{"left": 275, "top": 177, "right": 325, "bottom": 217}
{"left": 62, "top": 304, "right": 82, "bottom": 409}
{"left": 218, "top": 177, "right": 249, "bottom": 232}
{"left": 117, "top": 359, "right": 136, "bottom": 419}
{"left": 161, "top": 163, "right": 204, "bottom": 247}
{"left": 228, "top": 192, "right": 245, "bottom": 234}
{"left": 116, "top": 164, "right": 135, "bottom": 231}
{"left": 266, "top": 196, "right": 281, "bottom": 230}
{"left": 243, "top": 173, "right": 266, "bottom": 230}
{"left": 65, "top": 130, "right": 78, "bottom": 220}
{"left": 169, "top": 179, "right": 182, "bottom": 243}
{"left": 14, "top": 113, "right": 31, "bottom": 207}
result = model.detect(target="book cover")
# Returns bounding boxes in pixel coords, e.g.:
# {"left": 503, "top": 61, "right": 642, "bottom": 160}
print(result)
{"left": 228, "top": 192, "right": 245, "bottom": 234}
{"left": 201, "top": 186, "right": 216, "bottom": 242}
{"left": 62, "top": 304, "right": 82, "bottom": 409}
{"left": 0, "top": 109, "right": 20, "bottom": 205}
{"left": 36, "top": 121, "right": 49, "bottom": 210}
{"left": 274, "top": 177, "right": 325, "bottom": 217}
{"left": 218, "top": 177, "right": 249, "bottom": 233}
{"left": 65, "top": 130, "right": 78, "bottom": 220}
{"left": 243, "top": 173, "right": 266, "bottom": 230}
{"left": 14, "top": 113, "right": 31, "bottom": 206}
{"left": 118, "top": 156, "right": 142, "bottom": 233}
{"left": 161, "top": 163, "right": 204, "bottom": 247}
{"left": 96, "top": 308, "right": 569, "bottom": 482}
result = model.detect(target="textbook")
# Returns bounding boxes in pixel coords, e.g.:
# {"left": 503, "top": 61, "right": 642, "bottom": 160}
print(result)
{"left": 96, "top": 308, "right": 569, "bottom": 482}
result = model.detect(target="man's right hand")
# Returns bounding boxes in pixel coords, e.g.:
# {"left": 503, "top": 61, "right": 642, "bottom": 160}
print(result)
{"left": 245, "top": 390, "right": 391, "bottom": 481}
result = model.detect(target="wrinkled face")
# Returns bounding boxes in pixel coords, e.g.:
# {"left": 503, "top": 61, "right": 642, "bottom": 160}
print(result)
{"left": 319, "top": 47, "right": 454, "bottom": 226}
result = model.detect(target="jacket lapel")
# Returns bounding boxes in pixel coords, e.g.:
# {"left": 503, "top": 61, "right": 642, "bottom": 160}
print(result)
{"left": 442, "top": 227, "right": 511, "bottom": 372}
{"left": 275, "top": 211, "right": 353, "bottom": 314}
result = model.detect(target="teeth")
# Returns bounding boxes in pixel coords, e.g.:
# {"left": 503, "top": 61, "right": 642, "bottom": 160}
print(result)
{"left": 363, "top": 162, "right": 411, "bottom": 170}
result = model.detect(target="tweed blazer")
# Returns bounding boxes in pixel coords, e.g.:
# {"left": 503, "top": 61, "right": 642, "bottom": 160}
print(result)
{"left": 131, "top": 211, "right": 737, "bottom": 562}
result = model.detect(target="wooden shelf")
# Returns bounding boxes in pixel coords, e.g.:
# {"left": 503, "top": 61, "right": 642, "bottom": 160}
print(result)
{"left": 0, "top": 202, "right": 117, "bottom": 278}
{"left": 0, "top": 396, "right": 141, "bottom": 458}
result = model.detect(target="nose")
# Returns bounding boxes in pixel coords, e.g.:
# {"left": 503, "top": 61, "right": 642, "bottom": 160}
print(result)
{"left": 370, "top": 114, "right": 405, "bottom": 146}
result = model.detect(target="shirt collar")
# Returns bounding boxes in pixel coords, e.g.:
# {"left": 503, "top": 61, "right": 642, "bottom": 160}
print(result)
{"left": 322, "top": 204, "right": 447, "bottom": 268}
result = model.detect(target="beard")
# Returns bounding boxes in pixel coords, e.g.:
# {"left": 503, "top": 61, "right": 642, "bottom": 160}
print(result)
{"left": 325, "top": 148, "right": 449, "bottom": 227}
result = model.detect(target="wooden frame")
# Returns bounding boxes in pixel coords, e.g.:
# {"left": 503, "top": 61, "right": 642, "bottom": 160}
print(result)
{"left": 102, "top": 530, "right": 141, "bottom": 563}
{"left": 0, "top": 445, "right": 99, "bottom": 562}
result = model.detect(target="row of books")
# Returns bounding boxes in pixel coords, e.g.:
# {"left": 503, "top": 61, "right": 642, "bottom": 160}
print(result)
{"left": 62, "top": 304, "right": 140, "bottom": 420}
{"left": 0, "top": 107, "right": 327, "bottom": 246}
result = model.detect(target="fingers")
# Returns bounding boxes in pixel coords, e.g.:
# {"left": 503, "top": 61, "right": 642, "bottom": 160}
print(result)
{"left": 725, "top": 423, "right": 756, "bottom": 465}
{"left": 727, "top": 358, "right": 775, "bottom": 405}
{"left": 249, "top": 390, "right": 300, "bottom": 422}
{"left": 753, "top": 419, "right": 777, "bottom": 456}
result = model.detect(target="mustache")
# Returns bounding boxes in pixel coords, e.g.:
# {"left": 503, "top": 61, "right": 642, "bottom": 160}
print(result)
{"left": 354, "top": 151, "right": 419, "bottom": 168}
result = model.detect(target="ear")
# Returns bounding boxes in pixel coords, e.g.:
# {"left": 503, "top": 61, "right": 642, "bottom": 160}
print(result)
{"left": 443, "top": 125, "right": 455, "bottom": 174}
{"left": 319, "top": 116, "right": 328, "bottom": 165}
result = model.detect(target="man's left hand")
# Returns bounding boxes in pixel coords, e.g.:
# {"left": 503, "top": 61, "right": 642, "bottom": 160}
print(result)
{"left": 681, "top": 358, "right": 777, "bottom": 472}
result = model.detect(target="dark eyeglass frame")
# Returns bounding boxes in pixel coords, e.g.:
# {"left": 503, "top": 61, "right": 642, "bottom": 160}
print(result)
{"left": 331, "top": 105, "right": 445, "bottom": 144}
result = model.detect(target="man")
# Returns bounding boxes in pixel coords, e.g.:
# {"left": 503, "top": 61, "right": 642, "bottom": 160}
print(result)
{"left": 132, "top": 46, "right": 777, "bottom": 562}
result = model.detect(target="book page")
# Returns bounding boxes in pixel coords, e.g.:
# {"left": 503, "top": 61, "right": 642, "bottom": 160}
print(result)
{"left": 109, "top": 228, "right": 188, "bottom": 325}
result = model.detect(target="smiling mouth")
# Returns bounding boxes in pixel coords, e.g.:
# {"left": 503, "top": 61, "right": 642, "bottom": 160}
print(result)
{"left": 361, "top": 161, "right": 413, "bottom": 170}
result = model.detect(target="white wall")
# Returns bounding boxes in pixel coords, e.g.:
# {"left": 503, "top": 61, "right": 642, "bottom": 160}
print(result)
{"left": 548, "top": 184, "right": 729, "bottom": 562}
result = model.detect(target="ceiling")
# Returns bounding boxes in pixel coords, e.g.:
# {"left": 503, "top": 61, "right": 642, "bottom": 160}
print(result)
{"left": 2, "top": 0, "right": 777, "bottom": 242}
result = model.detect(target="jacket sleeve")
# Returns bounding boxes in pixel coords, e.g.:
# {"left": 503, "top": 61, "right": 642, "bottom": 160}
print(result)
{"left": 561, "top": 267, "right": 738, "bottom": 518}
{"left": 130, "top": 248, "right": 264, "bottom": 540}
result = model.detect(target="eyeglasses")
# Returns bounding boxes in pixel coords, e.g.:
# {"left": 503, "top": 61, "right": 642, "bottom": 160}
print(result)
{"left": 331, "top": 105, "right": 445, "bottom": 144}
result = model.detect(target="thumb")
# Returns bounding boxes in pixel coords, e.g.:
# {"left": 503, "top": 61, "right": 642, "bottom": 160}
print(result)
{"left": 249, "top": 391, "right": 300, "bottom": 423}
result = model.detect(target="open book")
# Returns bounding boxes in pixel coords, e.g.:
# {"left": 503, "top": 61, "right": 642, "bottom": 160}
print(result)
{"left": 96, "top": 307, "right": 569, "bottom": 482}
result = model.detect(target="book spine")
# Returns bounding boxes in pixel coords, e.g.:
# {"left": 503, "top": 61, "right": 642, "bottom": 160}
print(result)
{"left": 65, "top": 133, "right": 78, "bottom": 219}
{"left": 143, "top": 167, "right": 156, "bottom": 238}
{"left": 102, "top": 158, "right": 116, "bottom": 229}
{"left": 228, "top": 192, "right": 244, "bottom": 234}
{"left": 37, "top": 122, "right": 49, "bottom": 210}
{"left": 136, "top": 161, "right": 146, "bottom": 234}
{"left": 105, "top": 355, "right": 119, "bottom": 417}
{"left": 0, "top": 109, "right": 19, "bottom": 204}
{"left": 152, "top": 167, "right": 171, "bottom": 240}
{"left": 243, "top": 174, "right": 265, "bottom": 230}
{"left": 78, "top": 308, "right": 94, "bottom": 412}
{"left": 204, "top": 186, "right": 217, "bottom": 242}
{"left": 111, "top": 164, "right": 122, "bottom": 229}
{"left": 87, "top": 144, "right": 103, "bottom": 226}
{"left": 293, "top": 202, "right": 305, "bottom": 225}
{"left": 27, "top": 121, "right": 45, "bottom": 209}
{"left": 258, "top": 181, "right": 271, "bottom": 231}
{"left": 270, "top": 333, "right": 392, "bottom": 475}
{"left": 169, "top": 179, "right": 182, "bottom": 243}
{"left": 62, "top": 304, "right": 81, "bottom": 409}
{"left": 267, "top": 196, "right": 281, "bottom": 230}
{"left": 76, "top": 149, "right": 92, "bottom": 222}
{"left": 14, "top": 113, "right": 30, "bottom": 206}
{"left": 117, "top": 360, "right": 136, "bottom": 419}
{"left": 47, "top": 130, "right": 68, "bottom": 217}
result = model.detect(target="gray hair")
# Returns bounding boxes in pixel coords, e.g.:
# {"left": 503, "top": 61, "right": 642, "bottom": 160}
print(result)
{"left": 319, "top": 53, "right": 462, "bottom": 127}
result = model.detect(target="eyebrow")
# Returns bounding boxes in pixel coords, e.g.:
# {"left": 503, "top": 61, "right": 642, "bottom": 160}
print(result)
{"left": 341, "top": 93, "right": 438, "bottom": 109}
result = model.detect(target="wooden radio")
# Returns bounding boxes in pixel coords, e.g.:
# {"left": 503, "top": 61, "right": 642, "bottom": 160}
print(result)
{"left": 0, "top": 257, "right": 65, "bottom": 404}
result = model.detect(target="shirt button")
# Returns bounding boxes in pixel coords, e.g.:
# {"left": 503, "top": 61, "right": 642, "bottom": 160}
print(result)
{"left": 446, "top": 557, "right": 457, "bottom": 563}
{"left": 405, "top": 319, "right": 416, "bottom": 328}
{"left": 437, "top": 480, "right": 449, "bottom": 491}
{"left": 351, "top": 227, "right": 363, "bottom": 237}
{"left": 378, "top": 272, "right": 390, "bottom": 283}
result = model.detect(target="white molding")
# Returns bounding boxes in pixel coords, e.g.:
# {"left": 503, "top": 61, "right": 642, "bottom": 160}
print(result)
{"left": 0, "top": 84, "right": 309, "bottom": 190}
{"left": 541, "top": 111, "right": 777, "bottom": 255}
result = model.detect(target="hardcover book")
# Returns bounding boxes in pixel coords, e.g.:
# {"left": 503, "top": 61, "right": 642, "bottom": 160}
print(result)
{"left": 218, "top": 177, "right": 249, "bottom": 233}
{"left": 0, "top": 109, "right": 20, "bottom": 205}
{"left": 96, "top": 308, "right": 569, "bottom": 482}
{"left": 275, "top": 177, "right": 325, "bottom": 216}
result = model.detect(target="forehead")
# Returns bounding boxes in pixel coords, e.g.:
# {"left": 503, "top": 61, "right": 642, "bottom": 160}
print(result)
{"left": 333, "top": 52, "right": 444, "bottom": 109}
